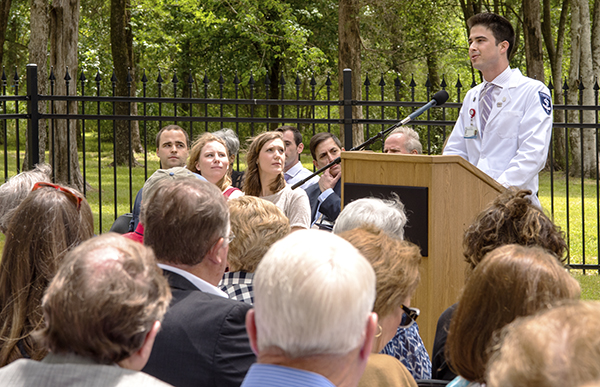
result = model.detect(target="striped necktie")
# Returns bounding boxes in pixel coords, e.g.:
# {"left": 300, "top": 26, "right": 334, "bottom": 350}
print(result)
{"left": 480, "top": 83, "right": 495, "bottom": 134}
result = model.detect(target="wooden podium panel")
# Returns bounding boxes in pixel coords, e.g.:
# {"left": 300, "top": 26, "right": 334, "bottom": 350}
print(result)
{"left": 341, "top": 152, "right": 504, "bottom": 355}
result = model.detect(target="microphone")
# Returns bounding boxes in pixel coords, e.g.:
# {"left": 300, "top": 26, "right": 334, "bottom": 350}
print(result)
{"left": 400, "top": 90, "right": 449, "bottom": 125}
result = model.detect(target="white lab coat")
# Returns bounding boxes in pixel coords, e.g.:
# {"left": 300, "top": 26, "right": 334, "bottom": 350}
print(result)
{"left": 443, "top": 68, "right": 552, "bottom": 208}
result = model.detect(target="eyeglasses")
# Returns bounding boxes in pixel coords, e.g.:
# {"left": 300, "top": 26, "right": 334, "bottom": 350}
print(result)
{"left": 399, "top": 305, "right": 420, "bottom": 328}
{"left": 32, "top": 182, "right": 82, "bottom": 211}
{"left": 224, "top": 231, "right": 235, "bottom": 244}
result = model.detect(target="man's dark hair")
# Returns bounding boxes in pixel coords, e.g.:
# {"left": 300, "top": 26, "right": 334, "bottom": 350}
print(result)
{"left": 467, "top": 13, "right": 515, "bottom": 60}
{"left": 276, "top": 125, "right": 303, "bottom": 146}
{"left": 155, "top": 125, "right": 189, "bottom": 149}
{"left": 309, "top": 132, "right": 342, "bottom": 160}
{"left": 144, "top": 179, "right": 229, "bottom": 265}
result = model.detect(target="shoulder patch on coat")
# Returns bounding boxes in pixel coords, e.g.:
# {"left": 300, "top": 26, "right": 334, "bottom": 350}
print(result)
{"left": 539, "top": 91, "right": 552, "bottom": 115}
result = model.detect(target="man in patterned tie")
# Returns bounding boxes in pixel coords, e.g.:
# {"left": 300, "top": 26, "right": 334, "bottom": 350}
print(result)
{"left": 443, "top": 12, "right": 553, "bottom": 208}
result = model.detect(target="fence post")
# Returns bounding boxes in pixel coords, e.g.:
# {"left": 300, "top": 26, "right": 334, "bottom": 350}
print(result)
{"left": 27, "top": 64, "right": 40, "bottom": 168}
{"left": 343, "top": 68, "right": 353, "bottom": 149}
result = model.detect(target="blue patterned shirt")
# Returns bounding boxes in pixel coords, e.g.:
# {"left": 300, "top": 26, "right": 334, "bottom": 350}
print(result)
{"left": 381, "top": 322, "right": 432, "bottom": 380}
{"left": 241, "top": 364, "right": 336, "bottom": 387}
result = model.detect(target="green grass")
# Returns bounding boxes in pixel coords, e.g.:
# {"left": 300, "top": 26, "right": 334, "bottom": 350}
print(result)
{"left": 538, "top": 170, "right": 600, "bottom": 271}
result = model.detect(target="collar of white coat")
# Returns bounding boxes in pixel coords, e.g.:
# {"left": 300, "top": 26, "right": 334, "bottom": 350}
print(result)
{"left": 482, "top": 66, "right": 513, "bottom": 90}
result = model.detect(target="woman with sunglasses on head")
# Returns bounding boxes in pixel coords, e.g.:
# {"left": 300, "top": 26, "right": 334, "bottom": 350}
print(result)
{"left": 0, "top": 182, "right": 94, "bottom": 366}
{"left": 340, "top": 225, "right": 422, "bottom": 387}
{"left": 187, "top": 132, "right": 243, "bottom": 200}
{"left": 243, "top": 131, "right": 310, "bottom": 231}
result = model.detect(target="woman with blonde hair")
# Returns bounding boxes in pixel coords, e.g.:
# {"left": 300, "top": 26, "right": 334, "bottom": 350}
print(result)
{"left": 219, "top": 196, "right": 290, "bottom": 304}
{"left": 187, "top": 132, "right": 243, "bottom": 199}
{"left": 0, "top": 182, "right": 94, "bottom": 366}
{"left": 243, "top": 131, "right": 310, "bottom": 231}
{"left": 445, "top": 244, "right": 580, "bottom": 387}
{"left": 340, "top": 226, "right": 422, "bottom": 387}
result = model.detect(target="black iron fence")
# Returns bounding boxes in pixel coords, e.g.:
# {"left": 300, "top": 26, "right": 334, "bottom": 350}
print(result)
{"left": 1, "top": 64, "right": 600, "bottom": 272}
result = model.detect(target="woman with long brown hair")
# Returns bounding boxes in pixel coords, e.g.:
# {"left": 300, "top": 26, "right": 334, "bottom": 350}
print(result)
{"left": 0, "top": 182, "right": 94, "bottom": 366}
{"left": 243, "top": 131, "right": 310, "bottom": 231}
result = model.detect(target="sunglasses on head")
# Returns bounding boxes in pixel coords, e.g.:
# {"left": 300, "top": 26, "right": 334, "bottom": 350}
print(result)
{"left": 399, "top": 305, "right": 420, "bottom": 328}
{"left": 32, "top": 182, "right": 82, "bottom": 211}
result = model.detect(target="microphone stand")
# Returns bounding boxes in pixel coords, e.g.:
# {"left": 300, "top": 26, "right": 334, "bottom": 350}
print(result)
{"left": 291, "top": 89, "right": 449, "bottom": 190}
{"left": 290, "top": 121, "right": 402, "bottom": 190}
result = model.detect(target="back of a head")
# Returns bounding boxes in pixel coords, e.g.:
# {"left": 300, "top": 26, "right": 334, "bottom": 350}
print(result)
{"left": 144, "top": 178, "right": 229, "bottom": 265}
{"left": 446, "top": 244, "right": 580, "bottom": 382}
{"left": 463, "top": 188, "right": 567, "bottom": 270}
{"left": 333, "top": 196, "right": 407, "bottom": 240}
{"left": 0, "top": 163, "right": 52, "bottom": 233}
{"left": 487, "top": 301, "right": 600, "bottom": 387}
{"left": 39, "top": 233, "right": 171, "bottom": 364}
{"left": 227, "top": 196, "right": 290, "bottom": 273}
{"left": 0, "top": 183, "right": 94, "bottom": 366}
{"left": 338, "top": 226, "right": 421, "bottom": 320}
{"left": 253, "top": 229, "right": 376, "bottom": 358}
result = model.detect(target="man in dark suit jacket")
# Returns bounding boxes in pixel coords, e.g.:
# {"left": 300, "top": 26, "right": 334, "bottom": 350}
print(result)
{"left": 305, "top": 132, "right": 344, "bottom": 230}
{"left": 142, "top": 178, "right": 255, "bottom": 387}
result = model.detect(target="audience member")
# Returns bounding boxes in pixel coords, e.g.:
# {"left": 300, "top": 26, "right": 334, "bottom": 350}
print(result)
{"left": 383, "top": 127, "right": 422, "bottom": 154}
{"left": 445, "top": 245, "right": 580, "bottom": 387}
{"left": 0, "top": 163, "right": 52, "bottom": 234}
{"left": 304, "top": 132, "right": 344, "bottom": 230}
{"left": 130, "top": 124, "right": 190, "bottom": 231}
{"left": 333, "top": 197, "right": 430, "bottom": 380}
{"left": 276, "top": 125, "right": 318, "bottom": 189}
{"left": 219, "top": 196, "right": 290, "bottom": 304}
{"left": 0, "top": 182, "right": 94, "bottom": 366}
{"left": 242, "top": 229, "right": 378, "bottom": 387}
{"left": 431, "top": 188, "right": 567, "bottom": 380}
{"left": 0, "top": 234, "right": 173, "bottom": 386}
{"left": 187, "top": 132, "right": 243, "bottom": 199}
{"left": 243, "top": 131, "right": 310, "bottom": 231}
{"left": 486, "top": 300, "right": 600, "bottom": 387}
{"left": 340, "top": 226, "right": 421, "bottom": 387}
{"left": 122, "top": 167, "right": 203, "bottom": 244}
{"left": 213, "top": 128, "right": 244, "bottom": 189}
{"left": 142, "top": 178, "right": 255, "bottom": 387}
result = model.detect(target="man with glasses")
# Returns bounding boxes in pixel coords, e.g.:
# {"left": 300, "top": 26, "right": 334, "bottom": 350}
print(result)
{"left": 142, "top": 178, "right": 255, "bottom": 387}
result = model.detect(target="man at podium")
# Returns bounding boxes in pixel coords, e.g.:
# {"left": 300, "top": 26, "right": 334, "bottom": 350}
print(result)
{"left": 443, "top": 13, "right": 552, "bottom": 208}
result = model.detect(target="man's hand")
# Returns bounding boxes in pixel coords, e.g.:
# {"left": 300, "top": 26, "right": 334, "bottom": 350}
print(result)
{"left": 319, "top": 167, "right": 341, "bottom": 193}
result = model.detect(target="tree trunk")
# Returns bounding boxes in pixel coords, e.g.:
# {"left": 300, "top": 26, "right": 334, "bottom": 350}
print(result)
{"left": 338, "top": 0, "right": 363, "bottom": 148}
{"left": 49, "top": 0, "right": 83, "bottom": 190}
{"left": 23, "top": 0, "right": 49, "bottom": 171}
{"left": 268, "top": 58, "right": 281, "bottom": 131}
{"left": 568, "top": 0, "right": 596, "bottom": 178}
{"left": 0, "top": 0, "right": 11, "bottom": 66}
{"left": 542, "top": 0, "right": 569, "bottom": 169}
{"left": 110, "top": 0, "right": 142, "bottom": 166}
{"left": 522, "top": 0, "right": 545, "bottom": 82}
{"left": 593, "top": 0, "right": 600, "bottom": 77}
{"left": 458, "top": 0, "right": 482, "bottom": 41}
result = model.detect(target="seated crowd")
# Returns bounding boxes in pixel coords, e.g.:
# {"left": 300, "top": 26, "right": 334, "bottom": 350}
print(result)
{"left": 0, "top": 126, "right": 596, "bottom": 387}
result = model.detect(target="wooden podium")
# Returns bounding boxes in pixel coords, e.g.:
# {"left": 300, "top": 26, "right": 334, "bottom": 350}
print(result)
{"left": 340, "top": 152, "right": 504, "bottom": 355}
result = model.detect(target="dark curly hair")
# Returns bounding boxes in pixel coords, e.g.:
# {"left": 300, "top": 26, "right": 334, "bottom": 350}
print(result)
{"left": 463, "top": 189, "right": 567, "bottom": 270}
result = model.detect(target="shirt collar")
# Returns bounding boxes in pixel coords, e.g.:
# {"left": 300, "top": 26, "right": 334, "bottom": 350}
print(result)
{"left": 285, "top": 161, "right": 303, "bottom": 178}
{"left": 485, "top": 66, "right": 511, "bottom": 88}
{"left": 158, "top": 263, "right": 228, "bottom": 298}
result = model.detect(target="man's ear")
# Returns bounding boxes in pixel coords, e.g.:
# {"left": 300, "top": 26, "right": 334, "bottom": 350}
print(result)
{"left": 499, "top": 40, "right": 509, "bottom": 55}
{"left": 297, "top": 143, "right": 304, "bottom": 155}
{"left": 246, "top": 309, "right": 259, "bottom": 356}
{"left": 359, "top": 312, "right": 378, "bottom": 361}
{"left": 411, "top": 149, "right": 419, "bottom": 155}
{"left": 313, "top": 159, "right": 318, "bottom": 168}
{"left": 341, "top": 147, "right": 346, "bottom": 151}
{"left": 118, "top": 320, "right": 161, "bottom": 371}
{"left": 206, "top": 238, "right": 226, "bottom": 266}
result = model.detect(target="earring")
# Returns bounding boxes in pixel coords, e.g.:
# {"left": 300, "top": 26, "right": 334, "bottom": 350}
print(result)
{"left": 375, "top": 324, "right": 383, "bottom": 338}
